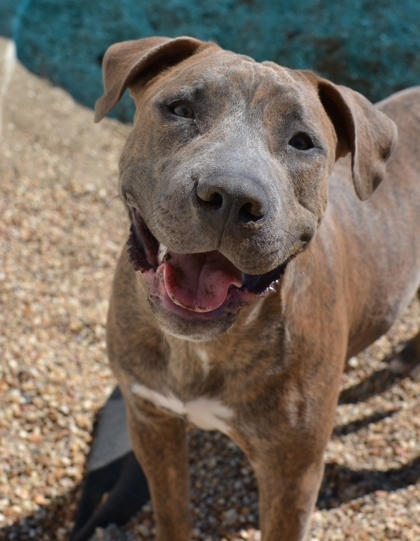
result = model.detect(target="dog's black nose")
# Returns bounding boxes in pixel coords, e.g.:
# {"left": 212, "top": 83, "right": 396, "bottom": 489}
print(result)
{"left": 195, "top": 176, "right": 266, "bottom": 225}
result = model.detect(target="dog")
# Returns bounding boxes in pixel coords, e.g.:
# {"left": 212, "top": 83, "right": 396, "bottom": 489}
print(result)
{"left": 89, "top": 36, "right": 420, "bottom": 540}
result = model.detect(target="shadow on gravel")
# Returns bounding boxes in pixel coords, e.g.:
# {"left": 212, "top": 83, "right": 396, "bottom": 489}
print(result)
{"left": 0, "top": 485, "right": 81, "bottom": 541}
{"left": 332, "top": 409, "right": 398, "bottom": 437}
{"left": 1, "top": 370, "right": 417, "bottom": 540}
{"left": 1, "top": 368, "right": 416, "bottom": 540}
{"left": 1, "top": 454, "right": 419, "bottom": 540}
{"left": 338, "top": 368, "right": 402, "bottom": 405}
{"left": 318, "top": 457, "right": 420, "bottom": 510}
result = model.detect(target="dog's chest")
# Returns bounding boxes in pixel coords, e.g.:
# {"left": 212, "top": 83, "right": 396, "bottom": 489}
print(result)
{"left": 131, "top": 382, "right": 233, "bottom": 434}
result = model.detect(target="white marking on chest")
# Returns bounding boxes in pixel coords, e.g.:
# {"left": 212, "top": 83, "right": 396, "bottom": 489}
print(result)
{"left": 196, "top": 347, "right": 210, "bottom": 377}
{"left": 131, "top": 383, "right": 232, "bottom": 434}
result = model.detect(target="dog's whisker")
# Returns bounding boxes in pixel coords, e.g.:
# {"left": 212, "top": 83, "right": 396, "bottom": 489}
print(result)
{"left": 278, "top": 225, "right": 318, "bottom": 268}
{"left": 278, "top": 226, "right": 300, "bottom": 244}
{"left": 112, "top": 128, "right": 128, "bottom": 140}
{"left": 147, "top": 208, "right": 170, "bottom": 233}
{"left": 105, "top": 194, "right": 122, "bottom": 208}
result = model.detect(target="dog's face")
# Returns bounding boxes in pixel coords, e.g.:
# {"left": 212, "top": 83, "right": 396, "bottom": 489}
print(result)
{"left": 120, "top": 54, "right": 336, "bottom": 339}
{"left": 95, "top": 38, "right": 396, "bottom": 340}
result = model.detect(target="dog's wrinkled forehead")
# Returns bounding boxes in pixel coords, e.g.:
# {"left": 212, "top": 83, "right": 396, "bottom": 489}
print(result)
{"left": 142, "top": 51, "right": 310, "bottom": 113}
{"left": 133, "top": 51, "right": 334, "bottom": 152}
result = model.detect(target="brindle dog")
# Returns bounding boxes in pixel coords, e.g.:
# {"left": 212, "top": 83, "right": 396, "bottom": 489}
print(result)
{"left": 88, "top": 37, "right": 420, "bottom": 541}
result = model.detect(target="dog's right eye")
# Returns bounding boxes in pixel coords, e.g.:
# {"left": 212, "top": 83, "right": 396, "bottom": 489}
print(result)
{"left": 168, "top": 102, "right": 195, "bottom": 119}
{"left": 289, "top": 133, "right": 314, "bottom": 151}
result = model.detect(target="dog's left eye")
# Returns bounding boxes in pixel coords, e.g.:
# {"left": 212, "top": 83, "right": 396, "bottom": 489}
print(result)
{"left": 169, "top": 102, "right": 195, "bottom": 119}
{"left": 289, "top": 133, "right": 314, "bottom": 151}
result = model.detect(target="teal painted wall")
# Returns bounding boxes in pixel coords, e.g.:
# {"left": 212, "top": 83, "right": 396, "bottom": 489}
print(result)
{"left": 3, "top": 0, "right": 419, "bottom": 121}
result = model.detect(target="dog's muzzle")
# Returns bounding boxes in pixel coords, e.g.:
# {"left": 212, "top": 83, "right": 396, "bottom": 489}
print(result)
{"left": 127, "top": 207, "right": 288, "bottom": 319}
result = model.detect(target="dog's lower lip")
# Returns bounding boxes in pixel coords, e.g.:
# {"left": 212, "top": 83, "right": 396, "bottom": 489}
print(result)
{"left": 149, "top": 282, "right": 246, "bottom": 321}
{"left": 167, "top": 292, "right": 219, "bottom": 313}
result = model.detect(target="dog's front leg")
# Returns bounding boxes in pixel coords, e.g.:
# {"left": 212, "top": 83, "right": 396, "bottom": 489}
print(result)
{"left": 126, "top": 403, "right": 191, "bottom": 541}
{"left": 252, "top": 448, "right": 324, "bottom": 541}
{"left": 238, "top": 373, "right": 339, "bottom": 541}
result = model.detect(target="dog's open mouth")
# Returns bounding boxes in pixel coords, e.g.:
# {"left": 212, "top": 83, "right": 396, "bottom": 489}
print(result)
{"left": 127, "top": 207, "right": 288, "bottom": 320}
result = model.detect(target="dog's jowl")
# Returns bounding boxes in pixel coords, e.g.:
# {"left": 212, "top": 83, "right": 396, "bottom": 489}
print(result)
{"left": 92, "top": 37, "right": 420, "bottom": 541}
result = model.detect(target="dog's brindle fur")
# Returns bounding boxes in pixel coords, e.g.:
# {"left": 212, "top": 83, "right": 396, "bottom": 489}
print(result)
{"left": 94, "top": 36, "right": 420, "bottom": 540}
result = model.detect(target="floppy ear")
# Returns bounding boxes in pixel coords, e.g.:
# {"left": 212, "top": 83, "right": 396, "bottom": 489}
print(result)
{"left": 302, "top": 72, "right": 398, "bottom": 200}
{"left": 94, "top": 36, "right": 212, "bottom": 122}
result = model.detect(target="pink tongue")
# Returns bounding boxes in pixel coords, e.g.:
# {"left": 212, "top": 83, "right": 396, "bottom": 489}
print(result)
{"left": 158, "top": 251, "right": 242, "bottom": 312}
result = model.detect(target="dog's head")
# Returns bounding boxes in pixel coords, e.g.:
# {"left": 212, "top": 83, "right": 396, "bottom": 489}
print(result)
{"left": 95, "top": 36, "right": 397, "bottom": 340}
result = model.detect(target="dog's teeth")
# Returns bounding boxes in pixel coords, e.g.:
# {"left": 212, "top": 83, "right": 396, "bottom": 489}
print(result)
{"left": 158, "top": 244, "right": 169, "bottom": 263}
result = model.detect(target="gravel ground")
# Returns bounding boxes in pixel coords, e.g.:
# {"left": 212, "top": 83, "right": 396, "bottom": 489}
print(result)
{"left": 1, "top": 45, "right": 419, "bottom": 541}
